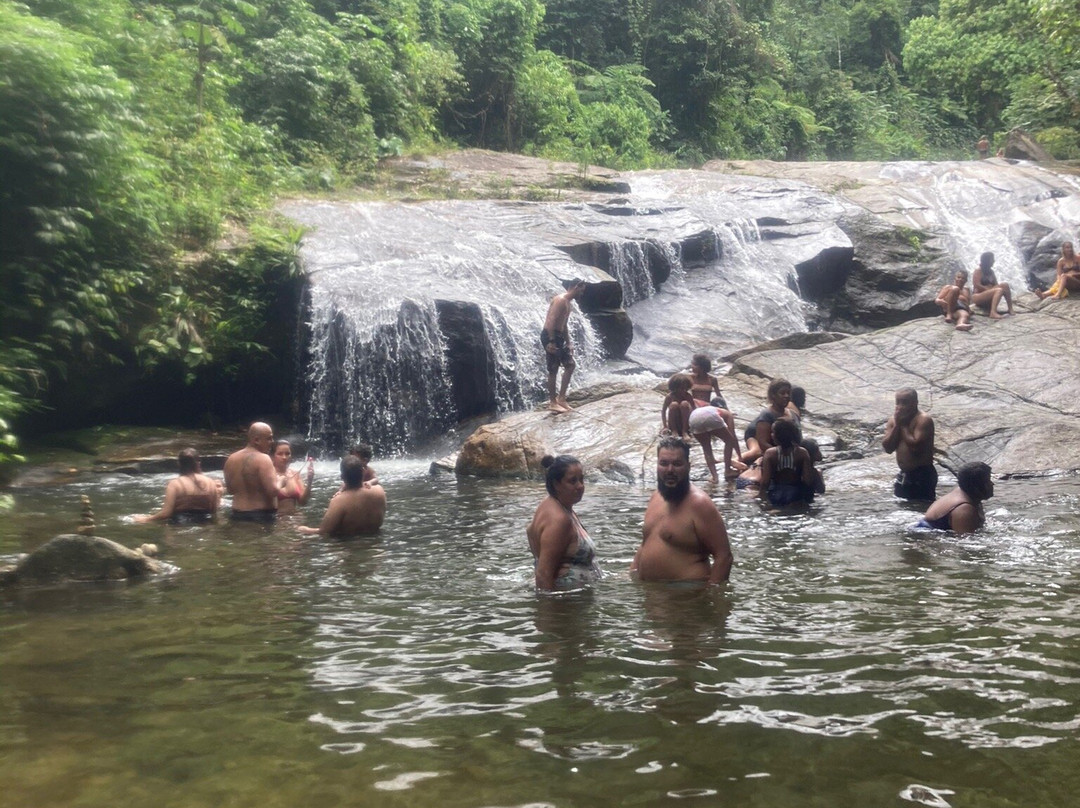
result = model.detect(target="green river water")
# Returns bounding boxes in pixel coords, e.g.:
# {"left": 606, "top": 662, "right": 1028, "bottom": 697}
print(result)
{"left": 2, "top": 458, "right": 1079, "bottom": 807}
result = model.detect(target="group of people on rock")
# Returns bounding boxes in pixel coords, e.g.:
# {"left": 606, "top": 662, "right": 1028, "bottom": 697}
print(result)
{"left": 934, "top": 251, "right": 1014, "bottom": 330}
{"left": 135, "top": 423, "right": 385, "bottom": 536}
{"left": 935, "top": 245, "right": 1079, "bottom": 331}
{"left": 528, "top": 381, "right": 996, "bottom": 592}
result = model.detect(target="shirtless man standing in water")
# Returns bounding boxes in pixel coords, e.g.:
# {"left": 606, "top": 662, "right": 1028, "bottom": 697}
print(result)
{"left": 882, "top": 388, "right": 937, "bottom": 501}
{"left": 224, "top": 421, "right": 279, "bottom": 521}
{"left": 541, "top": 279, "right": 587, "bottom": 412}
{"left": 299, "top": 456, "right": 386, "bottom": 537}
{"left": 632, "top": 436, "right": 734, "bottom": 584}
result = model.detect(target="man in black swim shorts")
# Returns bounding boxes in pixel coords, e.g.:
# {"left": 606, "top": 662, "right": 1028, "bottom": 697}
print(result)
{"left": 882, "top": 388, "right": 937, "bottom": 501}
{"left": 541, "top": 278, "right": 587, "bottom": 412}
{"left": 224, "top": 421, "right": 280, "bottom": 521}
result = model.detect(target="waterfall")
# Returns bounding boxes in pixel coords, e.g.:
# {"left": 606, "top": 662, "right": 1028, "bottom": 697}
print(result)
{"left": 606, "top": 240, "right": 654, "bottom": 305}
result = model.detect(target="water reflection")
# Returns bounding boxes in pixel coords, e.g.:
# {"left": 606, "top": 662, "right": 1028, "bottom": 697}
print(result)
{"left": 3, "top": 470, "right": 1080, "bottom": 806}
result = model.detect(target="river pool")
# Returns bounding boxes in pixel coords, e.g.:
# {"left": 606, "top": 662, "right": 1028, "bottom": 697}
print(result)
{"left": 2, "top": 458, "right": 1079, "bottom": 808}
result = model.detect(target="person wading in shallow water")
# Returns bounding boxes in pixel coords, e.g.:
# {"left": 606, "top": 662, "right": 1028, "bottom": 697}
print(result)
{"left": 224, "top": 422, "right": 279, "bottom": 521}
{"left": 299, "top": 456, "right": 386, "bottom": 537}
{"left": 631, "top": 436, "right": 733, "bottom": 584}
{"left": 916, "top": 462, "right": 994, "bottom": 534}
{"left": 135, "top": 448, "right": 221, "bottom": 524}
{"left": 882, "top": 388, "right": 937, "bottom": 501}
{"left": 541, "top": 278, "right": 587, "bottom": 412}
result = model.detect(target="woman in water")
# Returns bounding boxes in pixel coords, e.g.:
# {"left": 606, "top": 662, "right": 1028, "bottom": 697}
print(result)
{"left": 742, "top": 378, "right": 796, "bottom": 467}
{"left": 916, "top": 461, "right": 994, "bottom": 534}
{"left": 272, "top": 440, "right": 314, "bottom": 514}
{"left": 1036, "top": 241, "right": 1080, "bottom": 300}
{"left": 972, "top": 251, "right": 1013, "bottom": 318}
{"left": 758, "top": 419, "right": 816, "bottom": 507}
{"left": 134, "top": 448, "right": 221, "bottom": 524}
{"left": 526, "top": 454, "right": 601, "bottom": 591}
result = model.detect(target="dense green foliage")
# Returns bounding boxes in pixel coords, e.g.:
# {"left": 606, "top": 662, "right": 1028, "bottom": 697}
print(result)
{"left": 2, "top": 0, "right": 1077, "bottom": 453}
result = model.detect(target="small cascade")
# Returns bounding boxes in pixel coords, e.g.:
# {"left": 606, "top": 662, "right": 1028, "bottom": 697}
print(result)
{"left": 305, "top": 296, "right": 457, "bottom": 454}
{"left": 930, "top": 169, "right": 1032, "bottom": 286}
{"left": 605, "top": 241, "right": 654, "bottom": 305}
{"left": 711, "top": 219, "right": 808, "bottom": 338}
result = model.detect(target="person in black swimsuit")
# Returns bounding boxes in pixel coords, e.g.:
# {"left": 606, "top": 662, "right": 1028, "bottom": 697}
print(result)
{"left": 972, "top": 251, "right": 1013, "bottom": 318}
{"left": 135, "top": 448, "right": 221, "bottom": 524}
{"left": 758, "top": 419, "right": 815, "bottom": 507}
{"left": 916, "top": 462, "right": 994, "bottom": 533}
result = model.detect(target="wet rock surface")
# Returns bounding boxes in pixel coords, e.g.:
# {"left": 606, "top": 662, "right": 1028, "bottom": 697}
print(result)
{"left": 0, "top": 535, "right": 165, "bottom": 588}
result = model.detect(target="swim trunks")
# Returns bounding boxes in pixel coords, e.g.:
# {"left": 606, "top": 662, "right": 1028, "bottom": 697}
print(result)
{"left": 894, "top": 465, "right": 937, "bottom": 501}
{"left": 688, "top": 406, "right": 725, "bottom": 435}
{"left": 230, "top": 508, "right": 278, "bottom": 522}
{"left": 540, "top": 329, "right": 573, "bottom": 373}
{"left": 170, "top": 510, "right": 215, "bottom": 525}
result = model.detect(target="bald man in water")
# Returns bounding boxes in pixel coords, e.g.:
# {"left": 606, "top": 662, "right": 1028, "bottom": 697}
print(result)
{"left": 631, "top": 436, "right": 733, "bottom": 584}
{"left": 224, "top": 421, "right": 279, "bottom": 521}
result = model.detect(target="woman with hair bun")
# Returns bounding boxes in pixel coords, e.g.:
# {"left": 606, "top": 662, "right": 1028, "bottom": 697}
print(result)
{"left": 526, "top": 454, "right": 601, "bottom": 590}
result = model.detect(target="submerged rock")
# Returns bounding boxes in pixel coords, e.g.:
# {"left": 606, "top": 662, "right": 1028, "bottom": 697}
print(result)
{"left": 0, "top": 535, "right": 166, "bottom": 588}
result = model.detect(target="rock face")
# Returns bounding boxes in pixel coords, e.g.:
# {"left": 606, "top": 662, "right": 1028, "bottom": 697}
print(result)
{"left": 455, "top": 302, "right": 1080, "bottom": 481}
{"left": 0, "top": 535, "right": 165, "bottom": 588}
{"left": 729, "top": 300, "right": 1080, "bottom": 477}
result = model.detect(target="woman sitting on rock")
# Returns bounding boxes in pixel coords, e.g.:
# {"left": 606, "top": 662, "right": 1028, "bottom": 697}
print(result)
{"left": 1036, "top": 241, "right": 1080, "bottom": 300}
{"left": 526, "top": 454, "right": 601, "bottom": 591}
{"left": 915, "top": 462, "right": 994, "bottom": 534}
{"left": 972, "top": 251, "right": 1013, "bottom": 318}
{"left": 742, "top": 378, "right": 796, "bottom": 467}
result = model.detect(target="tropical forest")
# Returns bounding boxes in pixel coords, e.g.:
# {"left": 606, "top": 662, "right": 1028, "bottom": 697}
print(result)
{"left": 2, "top": 0, "right": 1078, "bottom": 467}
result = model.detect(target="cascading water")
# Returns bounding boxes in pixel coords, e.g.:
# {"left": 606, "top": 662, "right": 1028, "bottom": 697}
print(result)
{"left": 283, "top": 201, "right": 608, "bottom": 453}
{"left": 284, "top": 160, "right": 1080, "bottom": 451}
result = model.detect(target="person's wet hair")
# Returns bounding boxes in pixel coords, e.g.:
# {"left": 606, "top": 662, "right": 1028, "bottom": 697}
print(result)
{"left": 341, "top": 455, "right": 366, "bottom": 488}
{"left": 790, "top": 386, "right": 806, "bottom": 410}
{"left": 542, "top": 454, "right": 581, "bottom": 497}
{"left": 767, "top": 378, "right": 792, "bottom": 402}
{"left": 957, "top": 461, "right": 993, "bottom": 500}
{"left": 273, "top": 439, "right": 291, "bottom": 453}
{"left": 351, "top": 443, "right": 373, "bottom": 461}
{"left": 773, "top": 418, "right": 800, "bottom": 449}
{"left": 657, "top": 435, "right": 691, "bottom": 461}
{"left": 178, "top": 448, "right": 200, "bottom": 475}
{"left": 953, "top": 268, "right": 969, "bottom": 283}
{"left": 801, "top": 437, "right": 823, "bottom": 462}
{"left": 691, "top": 353, "right": 712, "bottom": 373}
{"left": 668, "top": 373, "right": 692, "bottom": 394}
{"left": 980, "top": 251, "right": 995, "bottom": 270}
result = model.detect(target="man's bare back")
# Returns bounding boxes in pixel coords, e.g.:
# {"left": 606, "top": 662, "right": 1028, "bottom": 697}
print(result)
{"left": 224, "top": 422, "right": 279, "bottom": 514}
{"left": 319, "top": 485, "right": 386, "bottom": 536}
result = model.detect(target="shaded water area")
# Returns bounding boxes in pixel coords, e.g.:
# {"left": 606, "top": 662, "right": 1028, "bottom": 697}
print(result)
{"left": 4, "top": 459, "right": 1080, "bottom": 807}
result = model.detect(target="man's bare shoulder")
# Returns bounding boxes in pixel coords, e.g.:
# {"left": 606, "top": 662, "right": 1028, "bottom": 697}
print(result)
{"left": 686, "top": 486, "right": 722, "bottom": 516}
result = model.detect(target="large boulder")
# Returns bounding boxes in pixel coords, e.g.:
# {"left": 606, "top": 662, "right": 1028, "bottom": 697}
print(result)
{"left": 0, "top": 535, "right": 165, "bottom": 588}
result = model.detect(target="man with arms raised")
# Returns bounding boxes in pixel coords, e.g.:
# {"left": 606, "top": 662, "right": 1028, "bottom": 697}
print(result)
{"left": 882, "top": 387, "right": 937, "bottom": 501}
{"left": 224, "top": 421, "right": 279, "bottom": 521}
{"left": 299, "top": 456, "right": 386, "bottom": 537}
{"left": 541, "top": 278, "right": 587, "bottom": 412}
{"left": 632, "top": 436, "right": 733, "bottom": 584}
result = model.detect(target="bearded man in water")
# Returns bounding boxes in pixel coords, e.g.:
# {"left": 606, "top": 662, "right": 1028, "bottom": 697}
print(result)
{"left": 631, "top": 436, "right": 733, "bottom": 584}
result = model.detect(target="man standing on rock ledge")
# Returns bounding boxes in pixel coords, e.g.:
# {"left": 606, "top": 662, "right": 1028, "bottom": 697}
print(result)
{"left": 224, "top": 422, "right": 279, "bottom": 521}
{"left": 882, "top": 388, "right": 937, "bottom": 501}
{"left": 541, "top": 278, "right": 587, "bottom": 412}
{"left": 631, "top": 436, "right": 733, "bottom": 584}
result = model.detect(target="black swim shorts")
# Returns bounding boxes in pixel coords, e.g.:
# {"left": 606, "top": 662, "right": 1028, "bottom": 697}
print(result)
{"left": 540, "top": 329, "right": 573, "bottom": 373}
